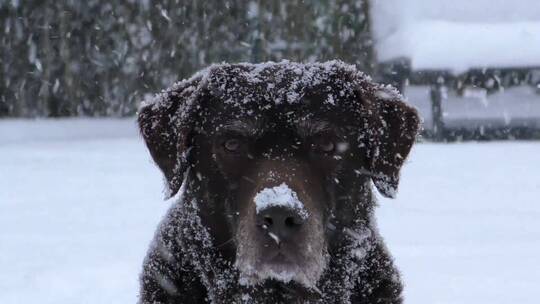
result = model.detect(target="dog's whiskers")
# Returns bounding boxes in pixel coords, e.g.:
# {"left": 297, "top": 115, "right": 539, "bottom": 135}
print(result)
{"left": 336, "top": 195, "right": 351, "bottom": 201}
{"left": 241, "top": 175, "right": 256, "bottom": 184}
{"left": 214, "top": 238, "right": 234, "bottom": 248}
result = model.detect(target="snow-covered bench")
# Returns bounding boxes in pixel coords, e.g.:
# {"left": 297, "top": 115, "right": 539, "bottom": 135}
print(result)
{"left": 371, "top": 0, "right": 540, "bottom": 140}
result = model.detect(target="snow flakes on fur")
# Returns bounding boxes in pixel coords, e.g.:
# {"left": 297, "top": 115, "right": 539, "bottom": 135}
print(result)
{"left": 138, "top": 61, "right": 418, "bottom": 303}
{"left": 138, "top": 60, "right": 419, "bottom": 199}
{"left": 141, "top": 174, "right": 401, "bottom": 304}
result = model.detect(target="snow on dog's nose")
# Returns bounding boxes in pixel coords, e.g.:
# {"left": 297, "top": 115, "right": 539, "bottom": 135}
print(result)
{"left": 254, "top": 183, "right": 309, "bottom": 218}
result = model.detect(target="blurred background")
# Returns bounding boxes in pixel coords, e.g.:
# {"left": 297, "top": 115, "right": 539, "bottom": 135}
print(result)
{"left": 1, "top": 1, "right": 539, "bottom": 303}
{"left": 1, "top": 0, "right": 539, "bottom": 140}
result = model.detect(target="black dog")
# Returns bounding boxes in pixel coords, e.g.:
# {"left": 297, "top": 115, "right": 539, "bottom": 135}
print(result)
{"left": 138, "top": 61, "right": 419, "bottom": 303}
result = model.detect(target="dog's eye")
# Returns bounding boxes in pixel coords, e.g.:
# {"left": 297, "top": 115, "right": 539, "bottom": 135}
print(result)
{"left": 312, "top": 138, "right": 335, "bottom": 153}
{"left": 224, "top": 138, "right": 241, "bottom": 152}
{"left": 319, "top": 140, "right": 335, "bottom": 153}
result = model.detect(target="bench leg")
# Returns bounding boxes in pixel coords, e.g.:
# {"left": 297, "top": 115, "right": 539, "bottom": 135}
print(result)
{"left": 430, "top": 80, "right": 446, "bottom": 141}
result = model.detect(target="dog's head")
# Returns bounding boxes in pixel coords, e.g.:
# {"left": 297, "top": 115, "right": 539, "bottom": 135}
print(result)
{"left": 139, "top": 61, "right": 419, "bottom": 290}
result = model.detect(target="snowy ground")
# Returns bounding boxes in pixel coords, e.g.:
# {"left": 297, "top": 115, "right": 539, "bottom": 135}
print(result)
{"left": 1, "top": 119, "right": 539, "bottom": 303}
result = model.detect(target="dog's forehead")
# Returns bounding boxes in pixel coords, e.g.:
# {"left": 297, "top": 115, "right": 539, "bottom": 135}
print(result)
{"left": 200, "top": 63, "right": 366, "bottom": 129}
{"left": 202, "top": 97, "right": 357, "bottom": 136}
{"left": 204, "top": 62, "right": 364, "bottom": 107}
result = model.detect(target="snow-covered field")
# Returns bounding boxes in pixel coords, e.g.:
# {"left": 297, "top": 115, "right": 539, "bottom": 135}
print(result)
{"left": 1, "top": 119, "right": 539, "bottom": 303}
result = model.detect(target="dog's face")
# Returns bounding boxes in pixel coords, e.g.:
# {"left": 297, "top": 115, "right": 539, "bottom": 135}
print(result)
{"left": 195, "top": 95, "right": 364, "bottom": 287}
{"left": 139, "top": 62, "right": 419, "bottom": 290}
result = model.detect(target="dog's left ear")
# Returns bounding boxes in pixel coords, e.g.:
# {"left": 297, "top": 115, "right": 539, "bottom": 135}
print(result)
{"left": 138, "top": 78, "right": 202, "bottom": 199}
{"left": 363, "top": 86, "right": 420, "bottom": 198}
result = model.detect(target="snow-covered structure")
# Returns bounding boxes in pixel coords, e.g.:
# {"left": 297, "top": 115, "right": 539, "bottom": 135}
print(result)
{"left": 371, "top": 0, "right": 540, "bottom": 140}
{"left": 372, "top": 0, "right": 540, "bottom": 72}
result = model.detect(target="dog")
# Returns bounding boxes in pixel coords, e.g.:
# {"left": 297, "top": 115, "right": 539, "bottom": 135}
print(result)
{"left": 137, "top": 61, "right": 420, "bottom": 303}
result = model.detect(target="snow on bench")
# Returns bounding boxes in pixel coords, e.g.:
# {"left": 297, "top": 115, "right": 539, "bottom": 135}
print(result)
{"left": 377, "top": 21, "right": 540, "bottom": 73}
{"left": 372, "top": 0, "right": 540, "bottom": 71}
{"left": 371, "top": 0, "right": 540, "bottom": 140}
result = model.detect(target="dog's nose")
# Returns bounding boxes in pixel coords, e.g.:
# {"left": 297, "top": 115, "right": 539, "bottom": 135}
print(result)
{"left": 257, "top": 206, "right": 305, "bottom": 243}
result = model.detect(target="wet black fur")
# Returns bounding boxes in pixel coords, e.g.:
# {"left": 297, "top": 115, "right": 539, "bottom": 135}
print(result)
{"left": 137, "top": 62, "right": 420, "bottom": 303}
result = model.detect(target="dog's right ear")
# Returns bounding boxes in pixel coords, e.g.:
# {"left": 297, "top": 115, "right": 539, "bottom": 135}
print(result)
{"left": 360, "top": 84, "right": 420, "bottom": 199}
{"left": 138, "top": 79, "right": 201, "bottom": 198}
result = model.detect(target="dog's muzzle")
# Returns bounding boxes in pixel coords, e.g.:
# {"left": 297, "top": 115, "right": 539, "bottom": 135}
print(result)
{"left": 257, "top": 205, "right": 305, "bottom": 246}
